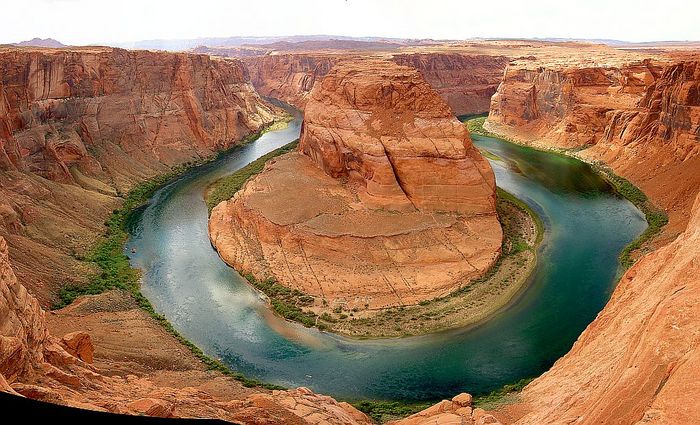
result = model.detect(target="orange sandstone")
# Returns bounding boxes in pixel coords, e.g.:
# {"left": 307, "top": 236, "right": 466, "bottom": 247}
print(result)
{"left": 210, "top": 59, "right": 501, "bottom": 311}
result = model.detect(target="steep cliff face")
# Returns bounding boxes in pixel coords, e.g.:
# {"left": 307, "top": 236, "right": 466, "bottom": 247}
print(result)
{"left": 210, "top": 59, "right": 501, "bottom": 312}
{"left": 0, "top": 47, "right": 281, "bottom": 304}
{"left": 0, "top": 235, "right": 372, "bottom": 423}
{"left": 243, "top": 52, "right": 510, "bottom": 116}
{"left": 0, "top": 47, "right": 279, "bottom": 190}
{"left": 583, "top": 61, "right": 700, "bottom": 233}
{"left": 505, "top": 191, "right": 700, "bottom": 424}
{"left": 487, "top": 59, "right": 662, "bottom": 149}
{"left": 486, "top": 58, "right": 700, "bottom": 234}
{"left": 391, "top": 53, "right": 510, "bottom": 115}
{"left": 243, "top": 54, "right": 337, "bottom": 108}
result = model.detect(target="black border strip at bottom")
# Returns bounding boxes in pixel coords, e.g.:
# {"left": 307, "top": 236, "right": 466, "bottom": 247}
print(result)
{"left": 1, "top": 391, "right": 234, "bottom": 424}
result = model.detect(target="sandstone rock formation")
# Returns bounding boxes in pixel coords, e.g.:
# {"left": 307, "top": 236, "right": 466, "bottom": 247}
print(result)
{"left": 486, "top": 57, "right": 700, "bottom": 236}
{"left": 0, "top": 46, "right": 281, "bottom": 304}
{"left": 0, "top": 234, "right": 371, "bottom": 423}
{"left": 243, "top": 51, "right": 510, "bottom": 115}
{"left": 392, "top": 53, "right": 510, "bottom": 115}
{"left": 210, "top": 59, "right": 501, "bottom": 311}
{"left": 243, "top": 54, "right": 338, "bottom": 108}
{"left": 391, "top": 392, "right": 504, "bottom": 425}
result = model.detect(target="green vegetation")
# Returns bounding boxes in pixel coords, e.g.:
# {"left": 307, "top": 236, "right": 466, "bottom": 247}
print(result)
{"left": 351, "top": 377, "right": 535, "bottom": 423}
{"left": 242, "top": 272, "right": 321, "bottom": 329}
{"left": 206, "top": 140, "right": 299, "bottom": 212}
{"left": 472, "top": 378, "right": 534, "bottom": 410}
{"left": 351, "top": 400, "right": 434, "bottom": 423}
{"left": 52, "top": 122, "right": 292, "bottom": 390}
{"left": 464, "top": 115, "right": 491, "bottom": 136}
{"left": 595, "top": 167, "right": 669, "bottom": 268}
{"left": 464, "top": 116, "right": 668, "bottom": 270}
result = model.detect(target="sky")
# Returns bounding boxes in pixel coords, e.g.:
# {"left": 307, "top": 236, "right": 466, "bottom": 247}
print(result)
{"left": 2, "top": 0, "right": 699, "bottom": 45}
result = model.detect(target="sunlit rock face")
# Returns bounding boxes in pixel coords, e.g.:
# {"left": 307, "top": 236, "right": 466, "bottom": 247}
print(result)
{"left": 486, "top": 58, "right": 700, "bottom": 235}
{"left": 0, "top": 46, "right": 281, "bottom": 304}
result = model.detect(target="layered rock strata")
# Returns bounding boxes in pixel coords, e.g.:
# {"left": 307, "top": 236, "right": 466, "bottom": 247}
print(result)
{"left": 486, "top": 58, "right": 700, "bottom": 235}
{"left": 392, "top": 53, "right": 510, "bottom": 115}
{"left": 243, "top": 54, "right": 337, "bottom": 108}
{"left": 210, "top": 59, "right": 501, "bottom": 311}
{"left": 0, "top": 46, "right": 281, "bottom": 304}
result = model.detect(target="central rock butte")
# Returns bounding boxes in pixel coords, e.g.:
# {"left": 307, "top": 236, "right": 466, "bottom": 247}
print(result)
{"left": 209, "top": 59, "right": 502, "bottom": 312}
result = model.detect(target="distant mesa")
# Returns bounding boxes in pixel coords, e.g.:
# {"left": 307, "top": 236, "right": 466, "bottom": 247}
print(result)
{"left": 13, "top": 37, "right": 66, "bottom": 48}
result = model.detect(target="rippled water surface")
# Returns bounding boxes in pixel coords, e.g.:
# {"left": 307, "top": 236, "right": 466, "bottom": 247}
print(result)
{"left": 126, "top": 117, "right": 646, "bottom": 401}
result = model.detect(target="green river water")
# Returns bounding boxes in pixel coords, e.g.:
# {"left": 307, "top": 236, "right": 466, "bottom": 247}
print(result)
{"left": 125, "top": 115, "right": 646, "bottom": 401}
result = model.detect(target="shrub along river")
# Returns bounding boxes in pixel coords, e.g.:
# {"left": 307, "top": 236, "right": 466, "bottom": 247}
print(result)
{"left": 125, "top": 113, "right": 646, "bottom": 401}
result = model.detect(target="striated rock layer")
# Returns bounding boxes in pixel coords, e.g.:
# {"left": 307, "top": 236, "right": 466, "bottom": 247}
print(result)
{"left": 392, "top": 53, "right": 510, "bottom": 115}
{"left": 243, "top": 54, "right": 337, "bottom": 108}
{"left": 486, "top": 58, "right": 700, "bottom": 236}
{"left": 0, "top": 46, "right": 281, "bottom": 304}
{"left": 210, "top": 59, "right": 501, "bottom": 311}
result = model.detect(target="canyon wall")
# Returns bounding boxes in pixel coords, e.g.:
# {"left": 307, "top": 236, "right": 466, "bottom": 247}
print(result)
{"left": 210, "top": 59, "right": 501, "bottom": 312}
{"left": 486, "top": 58, "right": 700, "bottom": 235}
{"left": 0, "top": 47, "right": 281, "bottom": 304}
{"left": 243, "top": 54, "right": 337, "bottom": 108}
{"left": 508, "top": 191, "right": 700, "bottom": 424}
{"left": 243, "top": 51, "right": 510, "bottom": 115}
{"left": 391, "top": 53, "right": 510, "bottom": 115}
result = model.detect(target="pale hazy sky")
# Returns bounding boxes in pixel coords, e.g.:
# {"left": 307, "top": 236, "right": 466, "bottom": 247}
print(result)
{"left": 2, "top": 0, "right": 698, "bottom": 45}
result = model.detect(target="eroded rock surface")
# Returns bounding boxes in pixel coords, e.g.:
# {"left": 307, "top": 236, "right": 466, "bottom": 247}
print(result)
{"left": 486, "top": 57, "right": 700, "bottom": 236}
{"left": 0, "top": 46, "right": 281, "bottom": 304}
{"left": 392, "top": 53, "right": 510, "bottom": 115}
{"left": 210, "top": 59, "right": 501, "bottom": 311}
{"left": 244, "top": 54, "right": 337, "bottom": 108}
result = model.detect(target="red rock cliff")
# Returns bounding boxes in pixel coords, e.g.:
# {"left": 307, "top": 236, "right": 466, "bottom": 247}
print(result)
{"left": 243, "top": 54, "right": 337, "bottom": 108}
{"left": 486, "top": 58, "right": 700, "bottom": 235}
{"left": 391, "top": 53, "right": 510, "bottom": 115}
{"left": 210, "top": 59, "right": 501, "bottom": 312}
{"left": 0, "top": 46, "right": 281, "bottom": 305}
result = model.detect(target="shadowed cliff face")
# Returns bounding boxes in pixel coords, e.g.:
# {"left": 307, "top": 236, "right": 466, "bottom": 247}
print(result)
{"left": 391, "top": 53, "right": 510, "bottom": 115}
{"left": 243, "top": 54, "right": 337, "bottom": 108}
{"left": 0, "top": 47, "right": 281, "bottom": 305}
{"left": 486, "top": 58, "right": 700, "bottom": 235}
{"left": 210, "top": 59, "right": 501, "bottom": 312}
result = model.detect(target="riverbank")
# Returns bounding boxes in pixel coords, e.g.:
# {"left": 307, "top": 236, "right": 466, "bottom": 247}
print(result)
{"left": 468, "top": 116, "right": 667, "bottom": 269}
{"left": 52, "top": 119, "right": 293, "bottom": 390}
{"left": 206, "top": 147, "right": 543, "bottom": 338}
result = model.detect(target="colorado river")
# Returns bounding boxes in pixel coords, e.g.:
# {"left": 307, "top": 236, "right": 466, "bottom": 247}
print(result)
{"left": 125, "top": 113, "right": 646, "bottom": 401}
